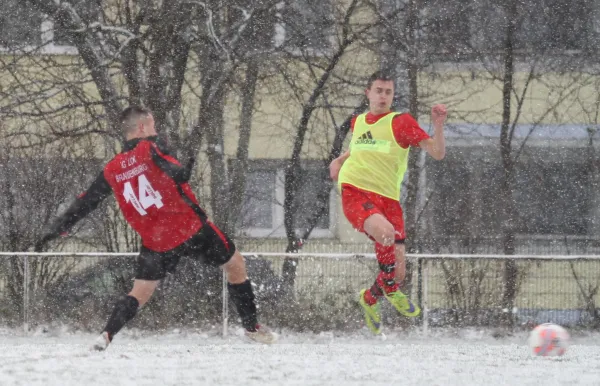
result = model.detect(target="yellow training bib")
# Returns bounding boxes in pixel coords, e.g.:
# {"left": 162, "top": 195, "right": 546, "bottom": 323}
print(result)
{"left": 338, "top": 113, "right": 410, "bottom": 200}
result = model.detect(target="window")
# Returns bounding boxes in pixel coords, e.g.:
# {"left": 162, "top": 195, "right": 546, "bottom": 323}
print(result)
{"left": 0, "top": 0, "right": 44, "bottom": 47}
{"left": 292, "top": 168, "right": 330, "bottom": 231}
{"left": 236, "top": 1, "right": 279, "bottom": 51}
{"left": 515, "top": 0, "right": 592, "bottom": 52}
{"left": 420, "top": 0, "right": 474, "bottom": 57}
{"left": 230, "top": 0, "right": 334, "bottom": 55}
{"left": 421, "top": 0, "right": 594, "bottom": 60}
{"left": 238, "top": 169, "right": 279, "bottom": 230}
{"left": 0, "top": 0, "right": 99, "bottom": 54}
{"left": 468, "top": 1, "right": 509, "bottom": 53}
{"left": 275, "top": 0, "right": 334, "bottom": 54}
{"left": 429, "top": 144, "right": 592, "bottom": 237}
{"left": 235, "top": 160, "right": 335, "bottom": 238}
{"left": 428, "top": 154, "right": 494, "bottom": 237}
{"left": 513, "top": 158, "right": 590, "bottom": 235}
{"left": 52, "top": 1, "right": 101, "bottom": 47}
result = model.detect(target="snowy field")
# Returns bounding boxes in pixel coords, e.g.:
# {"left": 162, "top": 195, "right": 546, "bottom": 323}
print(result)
{"left": 1, "top": 327, "right": 599, "bottom": 386}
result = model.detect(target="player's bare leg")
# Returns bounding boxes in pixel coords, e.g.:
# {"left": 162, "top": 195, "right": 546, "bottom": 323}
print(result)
{"left": 364, "top": 213, "right": 396, "bottom": 246}
{"left": 92, "top": 279, "right": 159, "bottom": 351}
{"left": 222, "top": 251, "right": 277, "bottom": 344}
{"left": 223, "top": 251, "right": 249, "bottom": 284}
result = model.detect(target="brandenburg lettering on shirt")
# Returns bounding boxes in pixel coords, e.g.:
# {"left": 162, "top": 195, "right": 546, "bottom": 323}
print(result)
{"left": 115, "top": 164, "right": 149, "bottom": 182}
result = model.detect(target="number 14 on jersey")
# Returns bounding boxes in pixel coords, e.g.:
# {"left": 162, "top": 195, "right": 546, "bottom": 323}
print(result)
{"left": 123, "top": 174, "right": 164, "bottom": 215}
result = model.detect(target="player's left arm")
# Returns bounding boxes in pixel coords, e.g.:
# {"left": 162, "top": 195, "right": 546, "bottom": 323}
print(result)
{"left": 418, "top": 104, "right": 447, "bottom": 161}
{"left": 35, "top": 171, "right": 112, "bottom": 251}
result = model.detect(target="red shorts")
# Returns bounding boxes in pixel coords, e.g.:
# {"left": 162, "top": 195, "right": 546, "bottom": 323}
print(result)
{"left": 341, "top": 184, "right": 406, "bottom": 241}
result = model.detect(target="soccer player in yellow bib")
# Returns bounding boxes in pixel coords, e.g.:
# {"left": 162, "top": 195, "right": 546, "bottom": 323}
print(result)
{"left": 330, "top": 71, "right": 447, "bottom": 334}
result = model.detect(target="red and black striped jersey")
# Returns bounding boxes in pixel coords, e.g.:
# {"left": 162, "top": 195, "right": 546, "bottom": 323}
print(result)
{"left": 47, "top": 137, "right": 205, "bottom": 252}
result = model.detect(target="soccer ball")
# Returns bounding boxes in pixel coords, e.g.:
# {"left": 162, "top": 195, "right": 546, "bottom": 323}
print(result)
{"left": 528, "top": 323, "right": 569, "bottom": 357}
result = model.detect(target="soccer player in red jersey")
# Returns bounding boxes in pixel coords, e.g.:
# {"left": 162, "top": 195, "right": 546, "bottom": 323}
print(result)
{"left": 329, "top": 71, "right": 447, "bottom": 334}
{"left": 36, "top": 106, "right": 276, "bottom": 348}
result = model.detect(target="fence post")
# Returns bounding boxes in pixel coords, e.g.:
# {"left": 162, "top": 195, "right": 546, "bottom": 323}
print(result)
{"left": 422, "top": 258, "right": 429, "bottom": 336}
{"left": 417, "top": 256, "right": 423, "bottom": 317}
{"left": 222, "top": 269, "right": 228, "bottom": 337}
{"left": 23, "top": 255, "right": 30, "bottom": 334}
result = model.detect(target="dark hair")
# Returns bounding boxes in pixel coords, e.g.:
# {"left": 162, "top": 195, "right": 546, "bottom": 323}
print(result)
{"left": 120, "top": 106, "right": 152, "bottom": 134}
{"left": 366, "top": 70, "right": 395, "bottom": 89}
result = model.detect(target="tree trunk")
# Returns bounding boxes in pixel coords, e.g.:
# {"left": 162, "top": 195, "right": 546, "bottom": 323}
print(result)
{"left": 399, "top": 0, "right": 420, "bottom": 294}
{"left": 204, "top": 83, "right": 229, "bottom": 230}
{"left": 228, "top": 61, "right": 259, "bottom": 231}
{"left": 499, "top": 0, "right": 518, "bottom": 327}
{"left": 402, "top": 0, "right": 421, "bottom": 253}
{"left": 282, "top": 1, "right": 361, "bottom": 253}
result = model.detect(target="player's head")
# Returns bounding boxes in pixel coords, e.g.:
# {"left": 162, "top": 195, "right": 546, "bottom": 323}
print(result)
{"left": 120, "top": 106, "right": 156, "bottom": 139}
{"left": 366, "top": 70, "right": 395, "bottom": 115}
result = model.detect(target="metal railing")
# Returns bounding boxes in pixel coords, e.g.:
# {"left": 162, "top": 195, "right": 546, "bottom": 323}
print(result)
{"left": 1, "top": 252, "right": 599, "bottom": 334}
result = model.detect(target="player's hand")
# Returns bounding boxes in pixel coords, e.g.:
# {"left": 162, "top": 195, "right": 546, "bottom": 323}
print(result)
{"left": 34, "top": 226, "right": 67, "bottom": 252}
{"left": 329, "top": 159, "right": 342, "bottom": 181}
{"left": 34, "top": 234, "right": 52, "bottom": 252}
{"left": 33, "top": 241, "right": 44, "bottom": 253}
{"left": 431, "top": 104, "right": 447, "bottom": 127}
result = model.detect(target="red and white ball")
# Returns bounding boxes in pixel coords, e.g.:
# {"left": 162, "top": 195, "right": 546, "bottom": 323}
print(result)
{"left": 528, "top": 323, "right": 570, "bottom": 357}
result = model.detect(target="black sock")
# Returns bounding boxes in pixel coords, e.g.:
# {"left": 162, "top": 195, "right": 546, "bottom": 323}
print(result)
{"left": 228, "top": 280, "right": 258, "bottom": 331}
{"left": 103, "top": 295, "right": 139, "bottom": 340}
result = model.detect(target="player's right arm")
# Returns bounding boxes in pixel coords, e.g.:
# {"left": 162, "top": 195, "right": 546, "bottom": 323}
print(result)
{"left": 35, "top": 171, "right": 112, "bottom": 251}
{"left": 149, "top": 142, "right": 194, "bottom": 184}
{"left": 329, "top": 150, "right": 350, "bottom": 181}
{"left": 418, "top": 104, "right": 447, "bottom": 160}
{"left": 329, "top": 115, "right": 357, "bottom": 181}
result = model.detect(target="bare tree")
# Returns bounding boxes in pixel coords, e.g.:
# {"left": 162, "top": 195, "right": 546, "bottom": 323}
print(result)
{"left": 281, "top": 0, "right": 362, "bottom": 252}
{"left": 0, "top": 1, "right": 286, "bottom": 325}
{"left": 420, "top": 0, "right": 598, "bottom": 323}
{"left": 475, "top": 0, "right": 594, "bottom": 324}
{"left": 279, "top": 0, "right": 404, "bottom": 252}
{"left": 375, "top": 0, "right": 423, "bottom": 253}
{"left": 0, "top": 0, "right": 286, "bottom": 240}
{"left": 183, "top": 0, "right": 281, "bottom": 232}
{"left": 0, "top": 136, "right": 96, "bottom": 321}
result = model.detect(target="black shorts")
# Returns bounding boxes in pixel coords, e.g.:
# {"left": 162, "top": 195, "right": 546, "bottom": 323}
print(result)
{"left": 135, "top": 222, "right": 236, "bottom": 281}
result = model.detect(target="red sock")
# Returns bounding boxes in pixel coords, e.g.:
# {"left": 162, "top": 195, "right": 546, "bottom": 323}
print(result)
{"left": 363, "top": 283, "right": 383, "bottom": 305}
{"left": 375, "top": 243, "right": 398, "bottom": 294}
{"left": 376, "top": 272, "right": 399, "bottom": 294}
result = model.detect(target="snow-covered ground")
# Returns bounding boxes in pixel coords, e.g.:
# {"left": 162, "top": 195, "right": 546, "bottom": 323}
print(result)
{"left": 0, "top": 327, "right": 599, "bottom": 386}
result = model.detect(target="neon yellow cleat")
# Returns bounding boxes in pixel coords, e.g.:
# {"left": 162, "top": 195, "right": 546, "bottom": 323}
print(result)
{"left": 383, "top": 290, "right": 421, "bottom": 317}
{"left": 359, "top": 289, "right": 382, "bottom": 334}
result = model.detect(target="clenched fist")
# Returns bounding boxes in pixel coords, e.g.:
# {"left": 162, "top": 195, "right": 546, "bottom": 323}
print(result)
{"left": 431, "top": 104, "right": 447, "bottom": 127}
